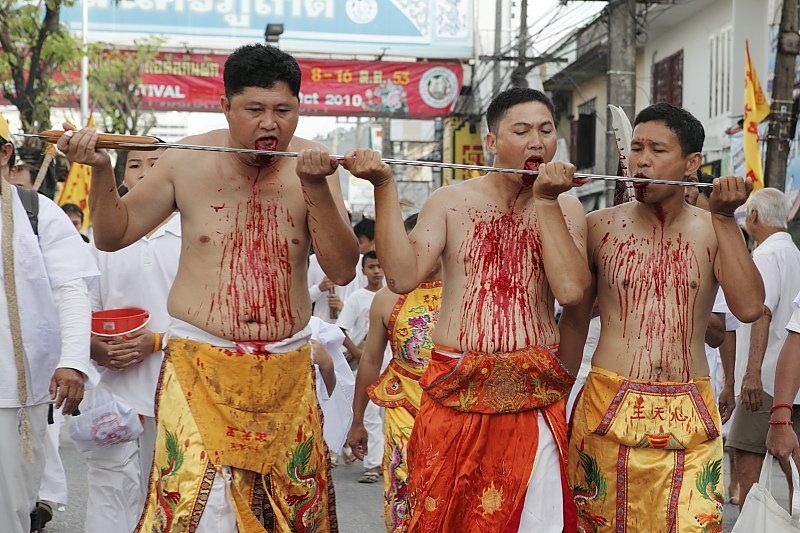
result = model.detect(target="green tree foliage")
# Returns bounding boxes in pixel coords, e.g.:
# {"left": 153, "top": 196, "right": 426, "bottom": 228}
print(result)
{"left": 0, "top": 0, "right": 79, "bottom": 133}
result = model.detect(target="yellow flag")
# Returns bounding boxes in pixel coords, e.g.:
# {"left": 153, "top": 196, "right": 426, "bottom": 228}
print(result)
{"left": 57, "top": 117, "right": 94, "bottom": 233}
{"left": 743, "top": 40, "right": 771, "bottom": 191}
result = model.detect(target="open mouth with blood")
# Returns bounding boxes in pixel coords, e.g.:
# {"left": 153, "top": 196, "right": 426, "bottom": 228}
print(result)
{"left": 632, "top": 173, "right": 650, "bottom": 190}
{"left": 255, "top": 136, "right": 278, "bottom": 153}
{"left": 522, "top": 156, "right": 544, "bottom": 186}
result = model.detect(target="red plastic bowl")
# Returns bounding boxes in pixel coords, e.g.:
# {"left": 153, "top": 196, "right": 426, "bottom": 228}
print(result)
{"left": 91, "top": 308, "right": 150, "bottom": 337}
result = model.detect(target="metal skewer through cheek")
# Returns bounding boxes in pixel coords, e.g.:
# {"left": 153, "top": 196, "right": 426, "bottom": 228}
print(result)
{"left": 113, "top": 141, "right": 713, "bottom": 189}
{"left": 18, "top": 133, "right": 712, "bottom": 188}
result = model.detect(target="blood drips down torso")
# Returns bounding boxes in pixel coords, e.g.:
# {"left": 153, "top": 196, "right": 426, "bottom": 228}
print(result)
{"left": 589, "top": 202, "right": 721, "bottom": 382}
{"left": 165, "top": 130, "right": 320, "bottom": 342}
{"left": 432, "top": 182, "right": 563, "bottom": 355}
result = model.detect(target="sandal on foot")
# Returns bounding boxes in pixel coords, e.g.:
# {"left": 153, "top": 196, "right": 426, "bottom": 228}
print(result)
{"left": 358, "top": 471, "right": 381, "bottom": 483}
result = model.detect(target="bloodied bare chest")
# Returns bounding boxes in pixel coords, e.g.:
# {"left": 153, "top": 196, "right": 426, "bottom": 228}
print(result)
{"left": 453, "top": 208, "right": 556, "bottom": 353}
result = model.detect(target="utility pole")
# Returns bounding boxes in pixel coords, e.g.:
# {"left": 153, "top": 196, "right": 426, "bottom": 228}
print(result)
{"left": 605, "top": 0, "right": 637, "bottom": 183}
{"left": 492, "top": 0, "right": 504, "bottom": 97}
{"left": 764, "top": 0, "right": 800, "bottom": 191}
{"left": 511, "top": 0, "right": 529, "bottom": 87}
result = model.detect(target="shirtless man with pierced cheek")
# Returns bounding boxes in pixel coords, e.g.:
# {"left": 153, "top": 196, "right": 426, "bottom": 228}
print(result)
{"left": 560, "top": 102, "right": 764, "bottom": 533}
{"left": 58, "top": 44, "right": 357, "bottom": 531}
{"left": 346, "top": 87, "right": 591, "bottom": 532}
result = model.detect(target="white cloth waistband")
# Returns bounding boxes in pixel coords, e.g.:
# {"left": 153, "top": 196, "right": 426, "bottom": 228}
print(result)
{"left": 167, "top": 317, "right": 312, "bottom": 354}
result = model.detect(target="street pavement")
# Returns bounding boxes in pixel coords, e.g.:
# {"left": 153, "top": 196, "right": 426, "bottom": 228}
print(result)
{"left": 45, "top": 428, "right": 786, "bottom": 532}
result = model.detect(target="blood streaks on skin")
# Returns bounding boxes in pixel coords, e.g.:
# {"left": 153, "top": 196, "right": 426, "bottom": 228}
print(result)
{"left": 599, "top": 226, "right": 699, "bottom": 381}
{"left": 207, "top": 178, "right": 294, "bottom": 340}
{"left": 458, "top": 207, "right": 553, "bottom": 353}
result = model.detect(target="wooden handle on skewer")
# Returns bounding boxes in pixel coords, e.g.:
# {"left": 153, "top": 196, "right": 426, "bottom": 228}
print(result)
{"left": 37, "top": 130, "right": 161, "bottom": 151}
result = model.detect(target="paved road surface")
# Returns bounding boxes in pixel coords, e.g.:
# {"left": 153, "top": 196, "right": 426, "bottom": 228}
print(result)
{"left": 45, "top": 429, "right": 786, "bottom": 532}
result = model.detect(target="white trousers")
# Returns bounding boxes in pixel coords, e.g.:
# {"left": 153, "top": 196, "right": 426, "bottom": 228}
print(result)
{"left": 196, "top": 466, "right": 238, "bottom": 532}
{"left": 363, "top": 400, "right": 384, "bottom": 470}
{"left": 38, "top": 407, "right": 68, "bottom": 507}
{"left": 0, "top": 404, "right": 49, "bottom": 533}
{"left": 82, "top": 416, "right": 157, "bottom": 533}
{"left": 517, "top": 411, "right": 564, "bottom": 532}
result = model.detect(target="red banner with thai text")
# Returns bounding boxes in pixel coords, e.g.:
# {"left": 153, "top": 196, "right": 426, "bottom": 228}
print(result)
{"left": 33, "top": 52, "right": 463, "bottom": 118}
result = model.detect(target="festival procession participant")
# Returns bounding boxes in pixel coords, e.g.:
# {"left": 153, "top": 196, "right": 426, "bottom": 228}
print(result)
{"left": 559, "top": 103, "right": 765, "bottom": 532}
{"left": 337, "top": 250, "right": 387, "bottom": 483}
{"left": 307, "top": 218, "right": 375, "bottom": 324}
{"left": 80, "top": 147, "right": 175, "bottom": 532}
{"left": 765, "top": 290, "right": 800, "bottom": 492}
{"left": 346, "top": 87, "right": 590, "bottom": 531}
{"left": 728, "top": 187, "right": 800, "bottom": 510}
{"left": 58, "top": 43, "right": 358, "bottom": 532}
{"left": 0, "top": 112, "right": 99, "bottom": 533}
{"left": 309, "top": 316, "right": 356, "bottom": 458}
{"left": 347, "top": 213, "right": 443, "bottom": 531}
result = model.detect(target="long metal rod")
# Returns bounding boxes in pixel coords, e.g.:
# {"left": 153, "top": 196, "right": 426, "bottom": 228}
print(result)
{"left": 19, "top": 134, "right": 714, "bottom": 188}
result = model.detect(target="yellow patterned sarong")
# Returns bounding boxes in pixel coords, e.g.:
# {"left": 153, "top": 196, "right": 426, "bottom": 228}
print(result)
{"left": 368, "top": 281, "right": 441, "bottom": 532}
{"left": 568, "top": 367, "right": 723, "bottom": 533}
{"left": 135, "top": 338, "right": 336, "bottom": 532}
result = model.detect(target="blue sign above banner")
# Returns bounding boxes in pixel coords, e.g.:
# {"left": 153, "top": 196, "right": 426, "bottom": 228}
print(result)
{"left": 61, "top": 0, "right": 474, "bottom": 59}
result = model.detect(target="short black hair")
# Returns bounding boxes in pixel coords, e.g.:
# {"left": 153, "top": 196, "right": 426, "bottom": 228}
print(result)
{"left": 486, "top": 88, "right": 556, "bottom": 132}
{"left": 633, "top": 102, "right": 705, "bottom": 155}
{"left": 362, "top": 250, "right": 378, "bottom": 268}
{"left": 403, "top": 214, "right": 418, "bottom": 232}
{"left": 354, "top": 218, "right": 375, "bottom": 241}
{"left": 223, "top": 44, "right": 301, "bottom": 99}
{"left": 61, "top": 203, "right": 83, "bottom": 222}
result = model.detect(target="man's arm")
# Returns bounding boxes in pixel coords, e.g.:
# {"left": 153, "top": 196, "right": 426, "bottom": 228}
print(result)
{"left": 705, "top": 312, "right": 726, "bottom": 348}
{"left": 296, "top": 148, "right": 359, "bottom": 286}
{"left": 766, "top": 329, "right": 800, "bottom": 460}
{"left": 57, "top": 126, "right": 177, "bottom": 251}
{"left": 741, "top": 310, "right": 771, "bottom": 412}
{"left": 533, "top": 163, "right": 590, "bottom": 307}
{"left": 558, "top": 271, "right": 596, "bottom": 375}
{"left": 718, "top": 329, "right": 737, "bottom": 423}
{"left": 341, "top": 149, "right": 446, "bottom": 294}
{"left": 710, "top": 177, "right": 764, "bottom": 323}
{"left": 346, "top": 290, "right": 392, "bottom": 459}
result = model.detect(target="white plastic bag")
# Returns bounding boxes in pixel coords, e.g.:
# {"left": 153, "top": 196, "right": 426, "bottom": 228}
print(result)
{"left": 68, "top": 385, "right": 143, "bottom": 453}
{"left": 732, "top": 452, "right": 800, "bottom": 533}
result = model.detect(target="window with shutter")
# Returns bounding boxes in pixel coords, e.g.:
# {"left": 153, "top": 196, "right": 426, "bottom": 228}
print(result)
{"left": 652, "top": 50, "right": 683, "bottom": 107}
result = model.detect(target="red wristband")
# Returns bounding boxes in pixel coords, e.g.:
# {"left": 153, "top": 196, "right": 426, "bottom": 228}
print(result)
{"left": 768, "top": 420, "right": 793, "bottom": 426}
{"left": 770, "top": 403, "right": 793, "bottom": 415}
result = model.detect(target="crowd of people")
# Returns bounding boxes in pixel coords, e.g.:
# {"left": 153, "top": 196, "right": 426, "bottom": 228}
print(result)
{"left": 1, "top": 42, "right": 800, "bottom": 533}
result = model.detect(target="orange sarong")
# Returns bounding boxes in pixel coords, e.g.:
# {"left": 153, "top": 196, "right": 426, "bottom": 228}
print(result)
{"left": 406, "top": 344, "right": 577, "bottom": 532}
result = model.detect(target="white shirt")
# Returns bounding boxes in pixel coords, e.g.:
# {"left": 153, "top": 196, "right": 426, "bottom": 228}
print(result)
{"left": 309, "top": 317, "right": 355, "bottom": 454}
{"left": 88, "top": 214, "right": 181, "bottom": 417}
{"left": 735, "top": 232, "right": 800, "bottom": 402}
{"left": 0, "top": 187, "right": 99, "bottom": 407}
{"left": 307, "top": 253, "right": 373, "bottom": 323}
{"left": 786, "top": 291, "right": 800, "bottom": 334}
{"left": 336, "top": 288, "right": 378, "bottom": 346}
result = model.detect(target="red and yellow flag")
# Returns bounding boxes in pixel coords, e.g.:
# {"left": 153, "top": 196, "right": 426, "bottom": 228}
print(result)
{"left": 57, "top": 117, "right": 94, "bottom": 233}
{"left": 743, "top": 40, "right": 771, "bottom": 191}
